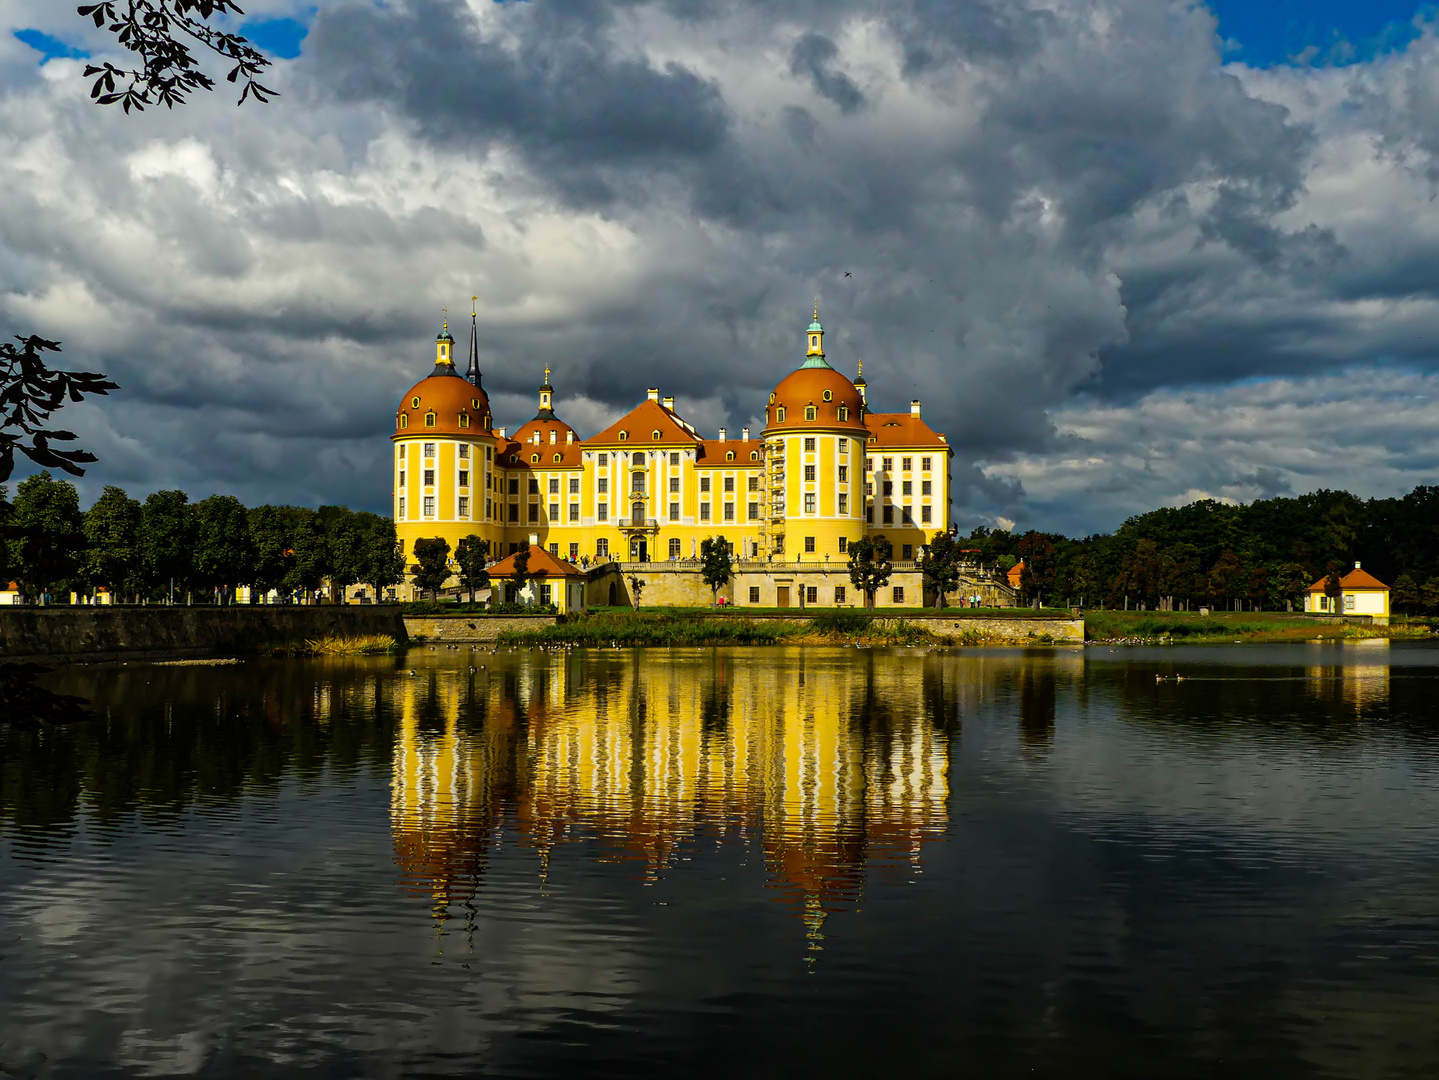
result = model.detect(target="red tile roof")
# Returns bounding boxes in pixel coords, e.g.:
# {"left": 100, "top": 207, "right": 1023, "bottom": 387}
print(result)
{"left": 695, "top": 439, "right": 763, "bottom": 467}
{"left": 1305, "top": 567, "right": 1389, "bottom": 592}
{"left": 496, "top": 432, "right": 583, "bottom": 468}
{"left": 487, "top": 545, "right": 586, "bottom": 579}
{"left": 863, "top": 412, "right": 950, "bottom": 448}
{"left": 588, "top": 398, "right": 701, "bottom": 446}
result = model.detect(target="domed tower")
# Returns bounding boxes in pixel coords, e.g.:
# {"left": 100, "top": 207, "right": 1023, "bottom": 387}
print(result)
{"left": 392, "top": 311, "right": 503, "bottom": 593}
{"left": 761, "top": 303, "right": 868, "bottom": 561}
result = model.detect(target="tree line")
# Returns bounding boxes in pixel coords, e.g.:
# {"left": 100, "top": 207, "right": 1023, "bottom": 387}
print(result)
{"left": 956, "top": 486, "right": 1439, "bottom": 611}
{"left": 1, "top": 471, "right": 403, "bottom": 604}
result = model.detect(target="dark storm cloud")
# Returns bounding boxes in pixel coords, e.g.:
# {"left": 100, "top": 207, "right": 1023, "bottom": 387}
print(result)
{"left": 7, "top": 0, "right": 1439, "bottom": 532}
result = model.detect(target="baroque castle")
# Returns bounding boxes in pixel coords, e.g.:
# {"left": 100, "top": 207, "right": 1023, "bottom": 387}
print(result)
{"left": 391, "top": 306, "right": 956, "bottom": 606}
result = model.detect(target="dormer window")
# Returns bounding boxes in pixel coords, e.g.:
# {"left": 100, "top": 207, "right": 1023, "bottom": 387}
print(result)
{"left": 411, "top": 396, "right": 421, "bottom": 409}
{"left": 822, "top": 390, "right": 832, "bottom": 402}
{"left": 484, "top": 413, "right": 491, "bottom": 428}
{"left": 838, "top": 406, "right": 849, "bottom": 420}
{"left": 751, "top": 451, "right": 759, "bottom": 461}
{"left": 398, "top": 414, "right": 408, "bottom": 429}
{"left": 459, "top": 414, "right": 470, "bottom": 429}
{"left": 530, "top": 453, "right": 539, "bottom": 463}
{"left": 425, "top": 412, "right": 436, "bottom": 427}
{"left": 652, "top": 430, "right": 661, "bottom": 440}
{"left": 777, "top": 407, "right": 786, "bottom": 422}
{"left": 804, "top": 405, "right": 817, "bottom": 421}
{"left": 619, "top": 430, "right": 629, "bottom": 441}
{"left": 554, "top": 453, "right": 562, "bottom": 463}
{"left": 726, "top": 451, "right": 735, "bottom": 461}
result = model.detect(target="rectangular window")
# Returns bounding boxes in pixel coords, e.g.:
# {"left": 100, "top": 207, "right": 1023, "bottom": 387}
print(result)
{"left": 774, "top": 536, "right": 784, "bottom": 554}
{"left": 424, "top": 442, "right": 435, "bottom": 456}
{"left": 921, "top": 457, "right": 931, "bottom": 471}
{"left": 458, "top": 496, "right": 469, "bottom": 517}
{"left": 838, "top": 438, "right": 848, "bottom": 454}
{"left": 598, "top": 478, "right": 609, "bottom": 494}
{"left": 598, "top": 503, "right": 608, "bottom": 521}
{"left": 509, "top": 478, "right": 519, "bottom": 496}
{"left": 459, "top": 445, "right": 469, "bottom": 459}
{"left": 669, "top": 538, "right": 682, "bottom": 558}
{"left": 598, "top": 453, "right": 609, "bottom": 467}
{"left": 724, "top": 503, "right": 735, "bottom": 521}
{"left": 549, "top": 502, "right": 558, "bottom": 520}
{"left": 632, "top": 473, "right": 645, "bottom": 492}
{"left": 804, "top": 465, "right": 815, "bottom": 482}
{"left": 548, "top": 478, "right": 559, "bottom": 494}
{"left": 529, "top": 478, "right": 540, "bottom": 495}
{"left": 804, "top": 493, "right": 816, "bottom": 513}
{"left": 596, "top": 538, "right": 609, "bottom": 557}
{"left": 882, "top": 457, "right": 892, "bottom": 471}
{"left": 724, "top": 476, "right": 734, "bottom": 492}
{"left": 883, "top": 506, "right": 893, "bottom": 524}
{"left": 838, "top": 537, "right": 848, "bottom": 554}
{"left": 838, "top": 493, "right": 848, "bottom": 514}
{"left": 804, "top": 536, "right": 816, "bottom": 553}
{"left": 569, "top": 543, "right": 579, "bottom": 560}
{"left": 748, "top": 476, "right": 759, "bottom": 491}
{"left": 670, "top": 502, "right": 680, "bottom": 521}
{"left": 749, "top": 586, "right": 761, "bottom": 603}
{"left": 700, "top": 502, "right": 711, "bottom": 520}
{"left": 458, "top": 470, "right": 469, "bottom": 488}
{"left": 1345, "top": 594, "right": 1356, "bottom": 612}
{"left": 903, "top": 480, "right": 912, "bottom": 496}
{"left": 806, "top": 586, "right": 817, "bottom": 603}
{"left": 569, "top": 477, "right": 580, "bottom": 494}
{"left": 529, "top": 505, "right": 539, "bottom": 523}
{"left": 548, "top": 543, "right": 559, "bottom": 556}
{"left": 748, "top": 502, "right": 759, "bottom": 520}
{"left": 423, "top": 496, "right": 435, "bottom": 517}
{"left": 866, "top": 505, "right": 874, "bottom": 523}
{"left": 902, "top": 544, "right": 913, "bottom": 559}
{"left": 424, "top": 469, "right": 435, "bottom": 486}
{"left": 835, "top": 586, "right": 846, "bottom": 603}
{"left": 921, "top": 506, "right": 932, "bottom": 523}
{"left": 865, "top": 482, "right": 873, "bottom": 496}
{"left": 398, "top": 497, "right": 406, "bottom": 519}
{"left": 670, "top": 476, "right": 680, "bottom": 492}
{"left": 902, "top": 507, "right": 913, "bottom": 524}
{"left": 838, "top": 465, "right": 848, "bottom": 483}
{"left": 509, "top": 504, "right": 519, "bottom": 522}
{"left": 922, "top": 480, "right": 932, "bottom": 495}
{"left": 399, "top": 470, "right": 406, "bottom": 488}
{"left": 893, "top": 586, "right": 905, "bottom": 604}
{"left": 398, "top": 445, "right": 407, "bottom": 459}
{"left": 700, "top": 477, "right": 711, "bottom": 492}
{"left": 804, "top": 437, "right": 816, "bottom": 451}
{"left": 540, "top": 583, "right": 552, "bottom": 605}
{"left": 670, "top": 452, "right": 680, "bottom": 466}
{"left": 902, "top": 457, "right": 912, "bottom": 471}
{"left": 883, "top": 480, "right": 893, "bottom": 496}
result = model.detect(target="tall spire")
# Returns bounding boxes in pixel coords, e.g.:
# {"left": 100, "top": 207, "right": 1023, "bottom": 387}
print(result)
{"left": 465, "top": 296, "right": 482, "bottom": 387}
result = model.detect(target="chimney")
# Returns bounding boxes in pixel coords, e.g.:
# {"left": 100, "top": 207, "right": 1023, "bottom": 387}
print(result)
{"left": 647, "top": 388, "right": 660, "bottom": 402}
{"left": 495, "top": 426, "right": 507, "bottom": 439}
{"left": 742, "top": 426, "right": 750, "bottom": 441}
{"left": 910, "top": 400, "right": 922, "bottom": 418}
{"left": 1354, "top": 561, "right": 1361, "bottom": 570}
{"left": 566, "top": 431, "right": 573, "bottom": 445}
{"left": 663, "top": 395, "right": 675, "bottom": 410}
{"left": 550, "top": 430, "right": 557, "bottom": 444}
{"left": 719, "top": 427, "right": 727, "bottom": 442}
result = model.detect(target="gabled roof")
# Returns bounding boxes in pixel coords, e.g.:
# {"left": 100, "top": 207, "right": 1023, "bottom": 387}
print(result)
{"left": 1305, "top": 567, "right": 1389, "bottom": 592}
{"left": 863, "top": 412, "right": 950, "bottom": 449}
{"left": 487, "top": 545, "right": 586, "bottom": 579}
{"left": 695, "top": 439, "right": 763, "bottom": 468}
{"left": 587, "top": 398, "right": 701, "bottom": 447}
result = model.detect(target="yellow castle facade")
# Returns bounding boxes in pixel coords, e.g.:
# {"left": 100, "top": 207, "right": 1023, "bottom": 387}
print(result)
{"left": 391, "top": 306, "right": 953, "bottom": 599}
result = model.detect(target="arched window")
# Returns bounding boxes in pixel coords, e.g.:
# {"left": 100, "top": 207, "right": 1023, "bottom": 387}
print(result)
{"left": 804, "top": 405, "right": 816, "bottom": 421}
{"left": 652, "top": 430, "right": 661, "bottom": 440}
{"left": 530, "top": 453, "right": 539, "bottom": 463}
{"left": 838, "top": 406, "right": 849, "bottom": 420}
{"left": 750, "top": 451, "right": 759, "bottom": 461}
{"left": 777, "top": 407, "right": 786, "bottom": 422}
{"left": 619, "top": 430, "right": 629, "bottom": 441}
{"left": 822, "top": 390, "right": 832, "bottom": 402}
{"left": 398, "top": 414, "right": 408, "bottom": 429}
{"left": 632, "top": 451, "right": 644, "bottom": 466}
{"left": 425, "top": 412, "right": 436, "bottom": 427}
{"left": 459, "top": 414, "right": 470, "bottom": 429}
{"left": 553, "top": 453, "right": 562, "bottom": 463}
{"left": 726, "top": 451, "right": 735, "bottom": 461}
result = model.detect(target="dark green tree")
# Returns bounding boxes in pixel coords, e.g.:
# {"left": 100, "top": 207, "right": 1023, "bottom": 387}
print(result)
{"left": 282, "top": 508, "right": 328, "bottom": 601}
{"left": 1422, "top": 576, "right": 1439, "bottom": 614}
{"left": 11, "top": 471, "right": 84, "bottom": 602}
{"left": 455, "top": 535, "right": 490, "bottom": 605}
{"left": 1392, "top": 573, "right": 1421, "bottom": 614}
{"left": 192, "top": 494, "right": 253, "bottom": 603}
{"left": 1323, "top": 563, "right": 1345, "bottom": 616}
{"left": 920, "top": 531, "right": 963, "bottom": 609}
{"left": 847, "top": 534, "right": 893, "bottom": 609}
{"left": 700, "top": 535, "right": 733, "bottom": 607}
{"left": 357, "top": 513, "right": 403, "bottom": 602}
{"left": 319, "top": 506, "right": 365, "bottom": 603}
{"left": 1016, "top": 531, "right": 1058, "bottom": 608}
{"left": 247, "top": 503, "right": 289, "bottom": 600}
{"left": 628, "top": 573, "right": 646, "bottom": 609}
{"left": 82, "top": 485, "right": 143, "bottom": 601}
{"left": 412, "top": 537, "right": 451, "bottom": 600}
{"left": 140, "top": 489, "right": 195, "bottom": 602}
{"left": 509, "top": 545, "right": 532, "bottom": 605}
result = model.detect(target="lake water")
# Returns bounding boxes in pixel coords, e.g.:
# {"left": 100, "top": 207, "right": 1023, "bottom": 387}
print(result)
{"left": 2, "top": 643, "right": 1437, "bottom": 1078}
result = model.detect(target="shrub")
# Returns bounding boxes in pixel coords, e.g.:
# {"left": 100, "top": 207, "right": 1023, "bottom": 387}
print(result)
{"left": 809, "top": 609, "right": 873, "bottom": 635}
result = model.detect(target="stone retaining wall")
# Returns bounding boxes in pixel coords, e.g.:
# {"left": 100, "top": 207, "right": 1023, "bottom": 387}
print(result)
{"left": 403, "top": 615, "right": 559, "bottom": 642}
{"left": 0, "top": 606, "right": 408, "bottom": 662}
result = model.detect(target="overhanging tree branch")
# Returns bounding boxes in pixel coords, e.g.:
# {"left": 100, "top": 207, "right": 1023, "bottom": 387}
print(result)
{"left": 1, "top": 336, "right": 118, "bottom": 483}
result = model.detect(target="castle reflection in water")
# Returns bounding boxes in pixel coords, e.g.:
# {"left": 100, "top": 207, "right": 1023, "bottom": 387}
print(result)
{"left": 388, "top": 648, "right": 994, "bottom": 935}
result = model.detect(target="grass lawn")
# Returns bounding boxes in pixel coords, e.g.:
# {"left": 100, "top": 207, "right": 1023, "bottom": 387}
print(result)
{"left": 1083, "top": 609, "right": 1427, "bottom": 642}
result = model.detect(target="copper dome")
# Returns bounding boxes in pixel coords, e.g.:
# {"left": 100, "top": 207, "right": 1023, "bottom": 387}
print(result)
{"left": 394, "top": 371, "right": 492, "bottom": 438}
{"left": 762, "top": 365, "right": 866, "bottom": 436}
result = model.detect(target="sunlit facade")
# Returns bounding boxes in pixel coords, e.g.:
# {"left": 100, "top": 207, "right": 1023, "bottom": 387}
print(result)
{"left": 390, "top": 307, "right": 953, "bottom": 598}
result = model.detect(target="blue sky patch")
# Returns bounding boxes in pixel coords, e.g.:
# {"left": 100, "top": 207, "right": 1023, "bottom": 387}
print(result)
{"left": 1208, "top": 0, "right": 1431, "bottom": 66}
{"left": 239, "top": 16, "right": 310, "bottom": 60}
{"left": 13, "top": 29, "right": 89, "bottom": 62}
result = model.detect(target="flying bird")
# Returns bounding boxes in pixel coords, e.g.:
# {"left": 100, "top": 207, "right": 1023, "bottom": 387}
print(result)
{"left": 844, "top": 271, "right": 852, "bottom": 277}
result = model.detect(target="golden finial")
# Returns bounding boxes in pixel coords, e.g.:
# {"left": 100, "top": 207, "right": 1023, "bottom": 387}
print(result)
{"left": 544, "top": 365, "right": 551, "bottom": 383}
{"left": 442, "top": 307, "right": 448, "bottom": 332}
{"left": 813, "top": 297, "right": 820, "bottom": 321}
{"left": 471, "top": 295, "right": 477, "bottom": 317}
{"left": 857, "top": 358, "right": 862, "bottom": 377}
